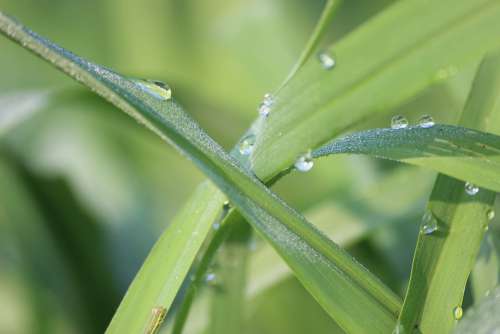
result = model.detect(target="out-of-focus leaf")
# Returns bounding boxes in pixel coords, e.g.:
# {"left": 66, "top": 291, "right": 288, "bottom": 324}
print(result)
{"left": 0, "top": 90, "right": 50, "bottom": 135}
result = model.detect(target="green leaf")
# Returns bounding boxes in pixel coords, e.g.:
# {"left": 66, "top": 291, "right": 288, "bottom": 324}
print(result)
{"left": 454, "top": 285, "right": 500, "bottom": 334}
{"left": 313, "top": 124, "right": 500, "bottom": 192}
{"left": 0, "top": 11, "right": 400, "bottom": 334}
{"left": 397, "top": 52, "right": 500, "bottom": 333}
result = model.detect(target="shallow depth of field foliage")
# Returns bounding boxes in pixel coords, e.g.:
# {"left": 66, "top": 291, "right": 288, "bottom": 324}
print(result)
{"left": 1, "top": 0, "right": 500, "bottom": 333}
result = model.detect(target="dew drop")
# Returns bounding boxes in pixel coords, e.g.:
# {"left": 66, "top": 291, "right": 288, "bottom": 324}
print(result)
{"left": 134, "top": 79, "right": 172, "bottom": 101}
{"left": 205, "top": 272, "right": 217, "bottom": 286}
{"left": 294, "top": 152, "right": 314, "bottom": 172}
{"left": 453, "top": 306, "right": 463, "bottom": 320}
{"left": 258, "top": 93, "right": 274, "bottom": 117}
{"left": 418, "top": 114, "right": 435, "bottom": 128}
{"left": 487, "top": 209, "right": 495, "bottom": 221}
{"left": 223, "top": 200, "right": 230, "bottom": 210}
{"left": 392, "top": 321, "right": 406, "bottom": 334}
{"left": 318, "top": 51, "right": 336, "bottom": 70}
{"left": 212, "top": 222, "right": 221, "bottom": 231}
{"left": 239, "top": 135, "right": 256, "bottom": 155}
{"left": 420, "top": 211, "right": 438, "bottom": 235}
{"left": 391, "top": 115, "right": 408, "bottom": 129}
{"left": 465, "top": 182, "right": 479, "bottom": 196}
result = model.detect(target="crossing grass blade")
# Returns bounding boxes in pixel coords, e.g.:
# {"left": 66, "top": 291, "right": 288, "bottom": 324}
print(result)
{"left": 312, "top": 124, "right": 500, "bottom": 192}
{"left": 396, "top": 51, "right": 500, "bottom": 334}
{"left": 0, "top": 11, "right": 402, "bottom": 334}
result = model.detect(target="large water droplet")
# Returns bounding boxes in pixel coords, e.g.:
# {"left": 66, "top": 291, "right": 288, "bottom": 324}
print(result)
{"left": 465, "top": 182, "right": 479, "bottom": 196}
{"left": 239, "top": 135, "right": 256, "bottom": 155}
{"left": 258, "top": 93, "right": 274, "bottom": 117}
{"left": 420, "top": 211, "right": 438, "bottom": 235}
{"left": 135, "top": 79, "right": 172, "bottom": 101}
{"left": 418, "top": 115, "right": 435, "bottom": 128}
{"left": 487, "top": 209, "right": 495, "bottom": 221}
{"left": 294, "top": 152, "right": 314, "bottom": 172}
{"left": 391, "top": 115, "right": 408, "bottom": 129}
{"left": 318, "top": 51, "right": 336, "bottom": 70}
{"left": 453, "top": 306, "right": 463, "bottom": 320}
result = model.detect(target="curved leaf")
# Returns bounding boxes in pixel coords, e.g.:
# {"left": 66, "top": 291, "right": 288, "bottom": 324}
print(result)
{"left": 313, "top": 125, "right": 500, "bottom": 192}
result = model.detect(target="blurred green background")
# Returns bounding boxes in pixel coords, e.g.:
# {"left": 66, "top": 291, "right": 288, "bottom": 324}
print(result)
{"left": 2, "top": 0, "right": 497, "bottom": 333}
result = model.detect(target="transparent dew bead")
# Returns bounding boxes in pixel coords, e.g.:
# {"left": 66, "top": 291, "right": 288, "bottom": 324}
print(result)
{"left": 258, "top": 93, "right": 274, "bottom": 117}
{"left": 205, "top": 272, "right": 217, "bottom": 286}
{"left": 392, "top": 321, "right": 406, "bottom": 334}
{"left": 465, "top": 182, "right": 479, "bottom": 196}
{"left": 391, "top": 115, "right": 409, "bottom": 129}
{"left": 238, "top": 134, "right": 256, "bottom": 155}
{"left": 487, "top": 209, "right": 495, "bottom": 221}
{"left": 453, "top": 306, "right": 463, "bottom": 320}
{"left": 135, "top": 79, "right": 172, "bottom": 101}
{"left": 420, "top": 211, "right": 438, "bottom": 235}
{"left": 294, "top": 152, "right": 314, "bottom": 172}
{"left": 318, "top": 51, "right": 336, "bottom": 70}
{"left": 418, "top": 114, "right": 435, "bottom": 128}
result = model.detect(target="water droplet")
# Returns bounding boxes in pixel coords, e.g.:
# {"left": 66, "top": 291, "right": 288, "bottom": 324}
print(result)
{"left": 435, "top": 65, "right": 458, "bottom": 81}
{"left": 294, "top": 152, "right": 314, "bottom": 172}
{"left": 212, "top": 222, "right": 220, "bottom": 231}
{"left": 484, "top": 224, "right": 489, "bottom": 232}
{"left": 392, "top": 321, "right": 406, "bottom": 334}
{"left": 258, "top": 93, "right": 274, "bottom": 117}
{"left": 205, "top": 272, "right": 217, "bottom": 286}
{"left": 418, "top": 114, "right": 435, "bottom": 128}
{"left": 135, "top": 79, "right": 172, "bottom": 101}
{"left": 391, "top": 115, "right": 408, "bottom": 129}
{"left": 465, "top": 182, "right": 479, "bottom": 196}
{"left": 487, "top": 209, "right": 495, "bottom": 221}
{"left": 239, "top": 135, "right": 256, "bottom": 155}
{"left": 453, "top": 306, "right": 463, "bottom": 320}
{"left": 420, "top": 211, "right": 438, "bottom": 235}
{"left": 223, "top": 200, "right": 230, "bottom": 210}
{"left": 318, "top": 51, "right": 336, "bottom": 70}
{"left": 248, "top": 238, "right": 257, "bottom": 252}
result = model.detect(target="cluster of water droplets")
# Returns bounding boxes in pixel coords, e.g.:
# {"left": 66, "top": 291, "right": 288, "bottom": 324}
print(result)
{"left": 258, "top": 93, "right": 274, "bottom": 117}
{"left": 390, "top": 114, "right": 435, "bottom": 129}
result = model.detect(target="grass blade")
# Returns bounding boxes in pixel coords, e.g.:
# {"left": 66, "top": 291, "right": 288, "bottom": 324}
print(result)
{"left": 313, "top": 124, "right": 500, "bottom": 192}
{"left": 0, "top": 12, "right": 401, "bottom": 334}
{"left": 280, "top": 0, "right": 342, "bottom": 87}
{"left": 397, "top": 51, "right": 500, "bottom": 333}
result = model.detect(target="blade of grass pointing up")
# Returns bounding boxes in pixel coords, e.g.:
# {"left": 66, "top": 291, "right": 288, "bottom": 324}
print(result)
{"left": 396, "top": 51, "right": 500, "bottom": 334}
{"left": 0, "top": 12, "right": 401, "bottom": 334}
